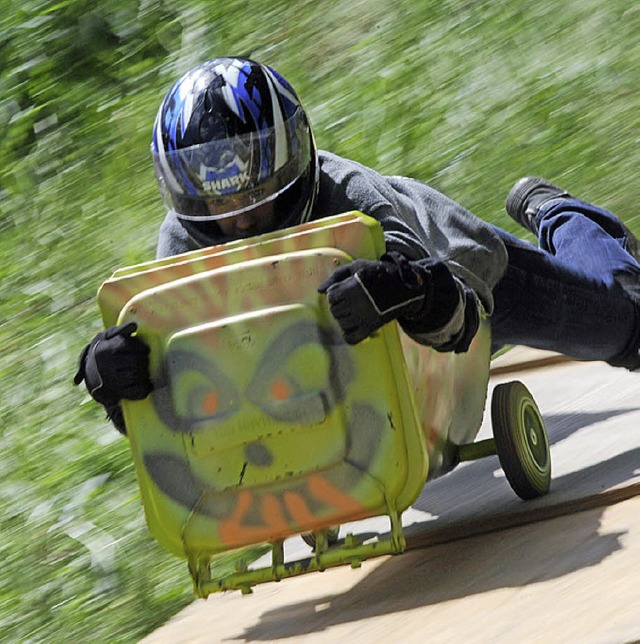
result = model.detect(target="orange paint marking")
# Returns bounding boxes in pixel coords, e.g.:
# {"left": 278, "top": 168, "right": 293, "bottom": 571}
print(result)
{"left": 219, "top": 475, "right": 367, "bottom": 547}
{"left": 260, "top": 494, "right": 289, "bottom": 532}
{"left": 220, "top": 490, "right": 290, "bottom": 545}
{"left": 271, "top": 379, "right": 290, "bottom": 401}
{"left": 308, "top": 474, "right": 365, "bottom": 514}
{"left": 219, "top": 490, "right": 256, "bottom": 544}
{"left": 283, "top": 491, "right": 316, "bottom": 525}
{"left": 203, "top": 391, "right": 218, "bottom": 415}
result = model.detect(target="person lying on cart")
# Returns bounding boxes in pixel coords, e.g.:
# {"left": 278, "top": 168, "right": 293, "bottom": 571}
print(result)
{"left": 74, "top": 57, "right": 640, "bottom": 433}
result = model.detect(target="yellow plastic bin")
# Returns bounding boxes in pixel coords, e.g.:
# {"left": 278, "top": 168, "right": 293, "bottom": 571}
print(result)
{"left": 97, "top": 213, "right": 491, "bottom": 595}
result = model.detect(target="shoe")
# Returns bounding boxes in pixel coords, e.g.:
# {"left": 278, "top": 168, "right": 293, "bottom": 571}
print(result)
{"left": 505, "top": 177, "right": 571, "bottom": 234}
{"left": 301, "top": 525, "right": 340, "bottom": 550}
{"left": 506, "top": 177, "right": 640, "bottom": 263}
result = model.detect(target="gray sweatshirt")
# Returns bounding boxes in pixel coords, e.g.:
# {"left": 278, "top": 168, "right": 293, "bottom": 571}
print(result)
{"left": 156, "top": 151, "right": 508, "bottom": 348}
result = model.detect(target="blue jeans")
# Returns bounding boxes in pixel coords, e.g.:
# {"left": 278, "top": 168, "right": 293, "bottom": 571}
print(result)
{"left": 490, "top": 197, "right": 640, "bottom": 368}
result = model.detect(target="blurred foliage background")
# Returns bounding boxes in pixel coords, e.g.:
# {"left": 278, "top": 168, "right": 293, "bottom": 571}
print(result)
{"left": 1, "top": 0, "right": 638, "bottom": 641}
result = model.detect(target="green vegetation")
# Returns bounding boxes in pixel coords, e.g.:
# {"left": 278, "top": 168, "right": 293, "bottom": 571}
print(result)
{"left": 1, "top": 0, "right": 638, "bottom": 641}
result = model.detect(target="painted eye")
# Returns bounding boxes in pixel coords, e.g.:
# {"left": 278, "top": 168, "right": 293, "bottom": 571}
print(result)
{"left": 247, "top": 321, "right": 353, "bottom": 424}
{"left": 174, "top": 371, "right": 237, "bottom": 423}
{"left": 249, "top": 327, "right": 335, "bottom": 424}
{"left": 166, "top": 349, "right": 239, "bottom": 427}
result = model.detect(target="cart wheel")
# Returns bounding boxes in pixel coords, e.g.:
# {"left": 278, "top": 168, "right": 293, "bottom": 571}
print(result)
{"left": 301, "top": 525, "right": 340, "bottom": 549}
{"left": 491, "top": 380, "right": 551, "bottom": 500}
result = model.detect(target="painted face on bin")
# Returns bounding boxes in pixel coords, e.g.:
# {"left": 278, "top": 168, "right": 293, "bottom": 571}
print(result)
{"left": 142, "top": 318, "right": 389, "bottom": 548}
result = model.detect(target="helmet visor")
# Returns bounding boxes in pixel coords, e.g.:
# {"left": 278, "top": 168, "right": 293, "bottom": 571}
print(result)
{"left": 152, "top": 108, "right": 312, "bottom": 223}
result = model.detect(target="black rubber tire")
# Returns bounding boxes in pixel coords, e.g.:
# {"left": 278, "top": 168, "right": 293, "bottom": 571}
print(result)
{"left": 491, "top": 380, "right": 551, "bottom": 500}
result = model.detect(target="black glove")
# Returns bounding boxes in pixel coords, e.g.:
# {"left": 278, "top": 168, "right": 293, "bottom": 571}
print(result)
{"left": 74, "top": 322, "right": 153, "bottom": 411}
{"left": 318, "top": 252, "right": 460, "bottom": 345}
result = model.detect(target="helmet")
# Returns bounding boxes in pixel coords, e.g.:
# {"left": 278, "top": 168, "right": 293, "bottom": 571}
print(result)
{"left": 151, "top": 57, "right": 318, "bottom": 239}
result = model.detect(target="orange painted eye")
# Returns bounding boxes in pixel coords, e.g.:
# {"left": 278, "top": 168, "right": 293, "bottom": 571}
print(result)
{"left": 270, "top": 379, "right": 290, "bottom": 401}
{"left": 202, "top": 391, "right": 218, "bottom": 415}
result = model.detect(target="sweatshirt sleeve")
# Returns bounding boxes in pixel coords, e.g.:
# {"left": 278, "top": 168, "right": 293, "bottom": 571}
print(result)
{"left": 314, "top": 152, "right": 508, "bottom": 315}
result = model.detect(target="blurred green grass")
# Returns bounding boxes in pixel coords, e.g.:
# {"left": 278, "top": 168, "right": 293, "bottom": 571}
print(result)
{"left": 1, "top": 0, "right": 638, "bottom": 641}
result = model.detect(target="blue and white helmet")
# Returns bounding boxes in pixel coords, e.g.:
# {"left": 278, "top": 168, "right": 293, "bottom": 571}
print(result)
{"left": 151, "top": 57, "right": 318, "bottom": 236}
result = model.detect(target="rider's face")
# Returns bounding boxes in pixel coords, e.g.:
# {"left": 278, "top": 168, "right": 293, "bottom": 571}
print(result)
{"left": 213, "top": 201, "right": 277, "bottom": 239}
